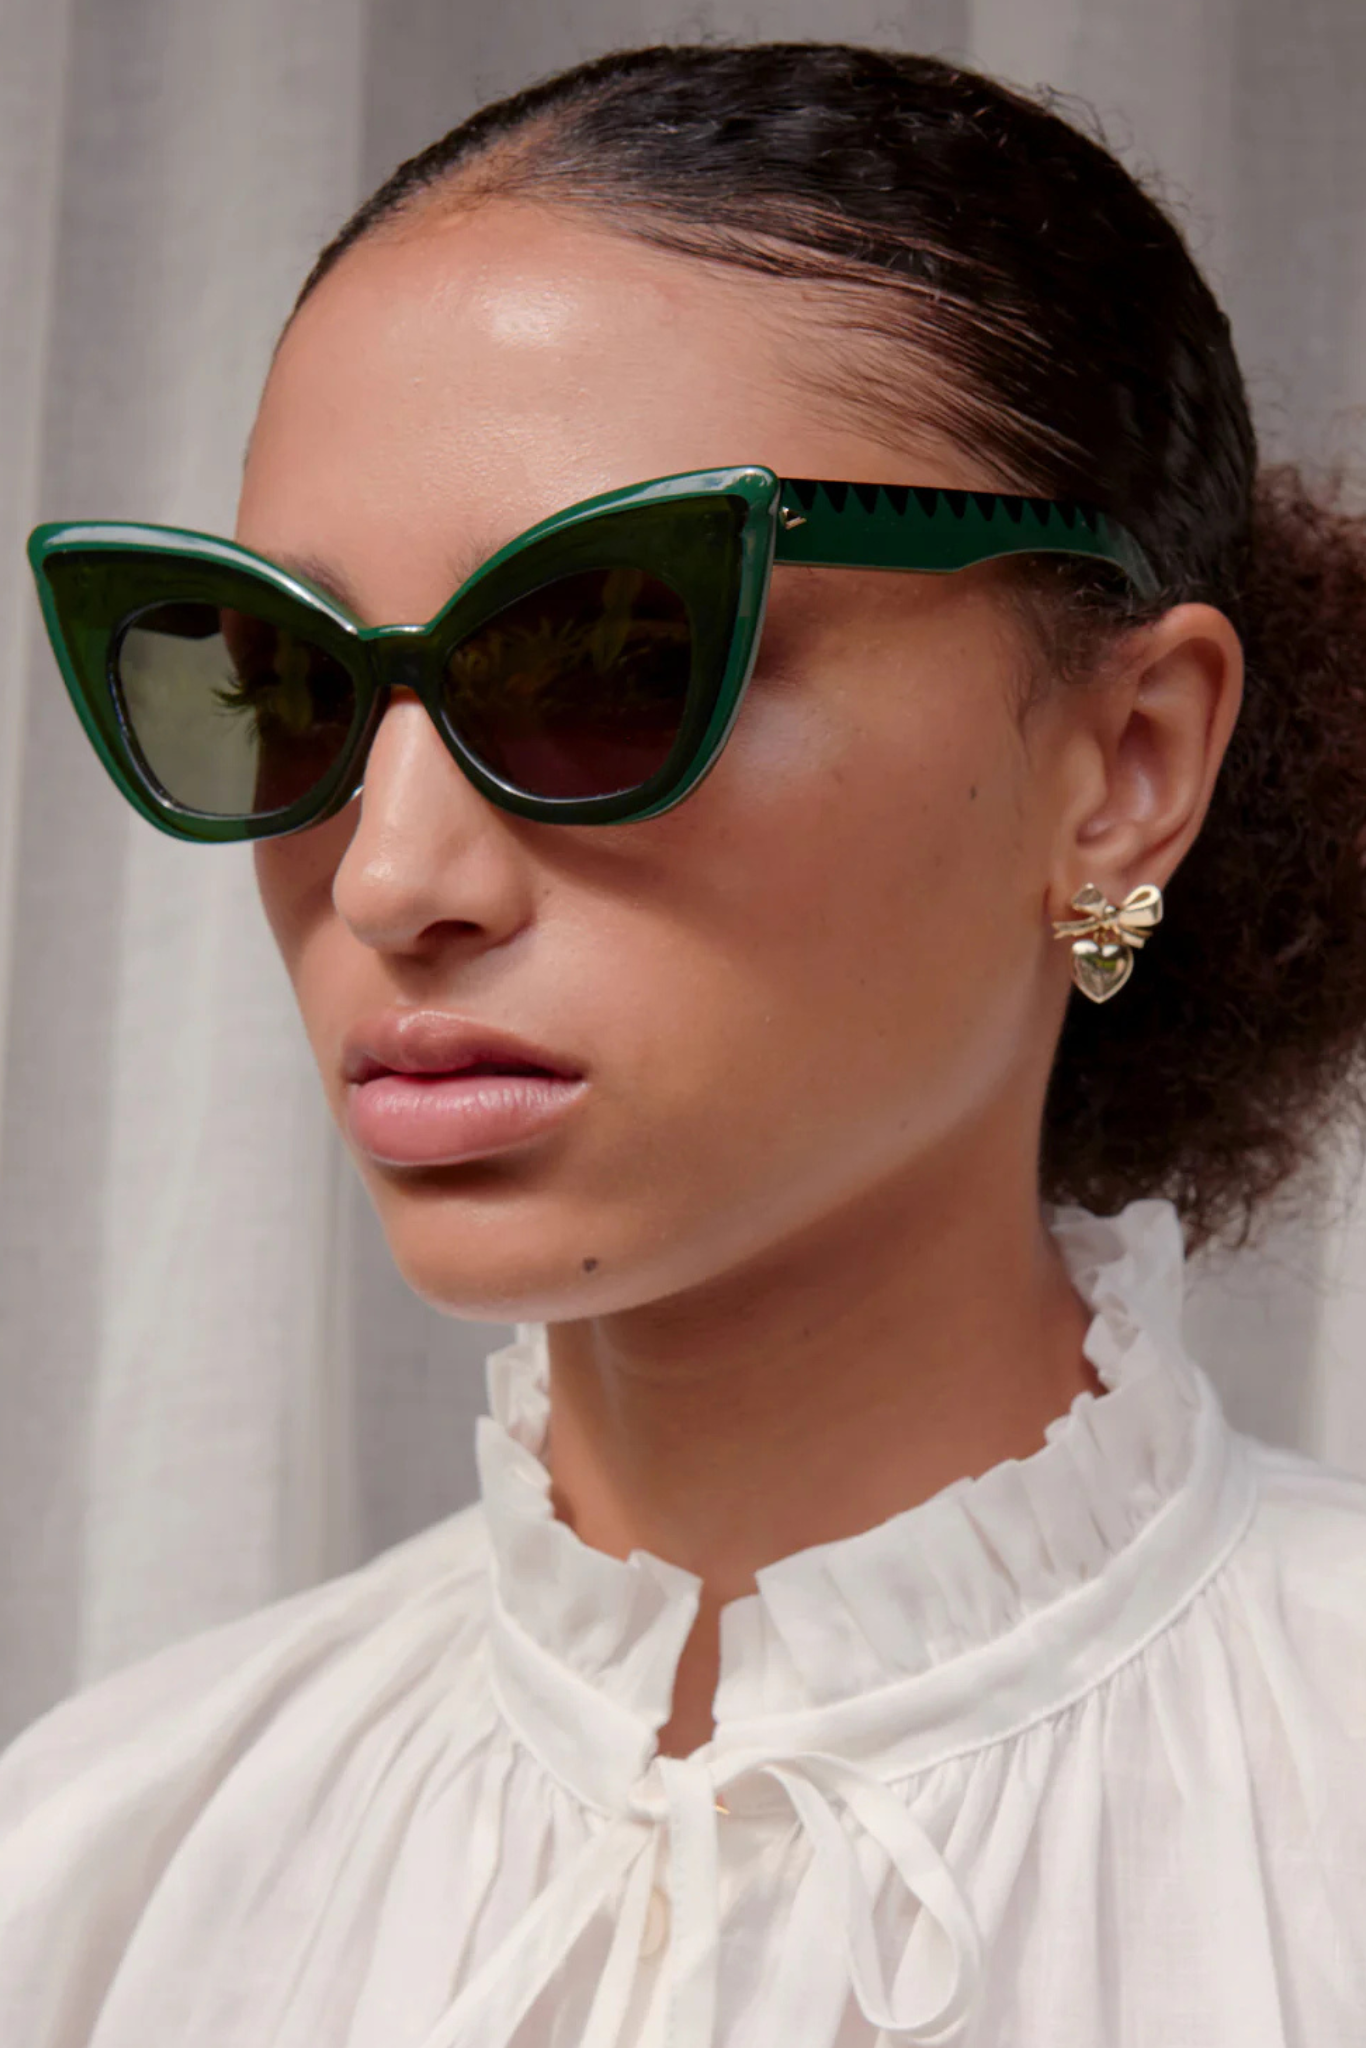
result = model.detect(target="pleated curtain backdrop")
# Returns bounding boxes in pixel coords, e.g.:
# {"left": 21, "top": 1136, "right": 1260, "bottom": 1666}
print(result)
{"left": 2, "top": 0, "right": 1365, "bottom": 1749}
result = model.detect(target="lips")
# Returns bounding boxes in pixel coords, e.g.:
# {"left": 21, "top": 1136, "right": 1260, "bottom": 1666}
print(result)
{"left": 341, "top": 1011, "right": 584, "bottom": 1088}
{"left": 342, "top": 1012, "right": 588, "bottom": 1166}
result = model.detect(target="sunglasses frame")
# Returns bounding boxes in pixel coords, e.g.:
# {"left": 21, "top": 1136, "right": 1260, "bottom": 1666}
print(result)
{"left": 27, "top": 465, "right": 1158, "bottom": 841}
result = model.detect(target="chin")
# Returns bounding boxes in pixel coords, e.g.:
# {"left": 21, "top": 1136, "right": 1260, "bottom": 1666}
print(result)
{"left": 358, "top": 1175, "right": 646, "bottom": 1323}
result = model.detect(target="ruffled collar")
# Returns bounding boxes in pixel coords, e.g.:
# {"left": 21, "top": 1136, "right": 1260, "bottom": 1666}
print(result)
{"left": 476, "top": 1199, "right": 1256, "bottom": 1808}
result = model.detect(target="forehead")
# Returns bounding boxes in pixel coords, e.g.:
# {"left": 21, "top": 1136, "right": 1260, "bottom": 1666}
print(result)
{"left": 237, "top": 199, "right": 977, "bottom": 619}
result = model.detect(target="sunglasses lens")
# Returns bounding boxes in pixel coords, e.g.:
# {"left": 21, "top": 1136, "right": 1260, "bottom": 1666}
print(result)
{"left": 443, "top": 565, "right": 694, "bottom": 799}
{"left": 113, "top": 600, "right": 358, "bottom": 816}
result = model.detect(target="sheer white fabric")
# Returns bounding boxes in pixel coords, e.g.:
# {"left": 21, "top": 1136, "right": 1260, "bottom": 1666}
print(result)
{"left": 0, "top": 1197, "right": 1362, "bottom": 2046}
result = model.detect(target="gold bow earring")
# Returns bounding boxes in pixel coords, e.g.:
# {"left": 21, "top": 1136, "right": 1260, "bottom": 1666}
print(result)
{"left": 1051, "top": 882, "right": 1164, "bottom": 1003}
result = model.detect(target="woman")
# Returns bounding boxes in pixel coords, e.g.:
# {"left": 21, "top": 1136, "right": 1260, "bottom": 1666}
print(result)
{"left": 2, "top": 37, "right": 1364, "bottom": 2047}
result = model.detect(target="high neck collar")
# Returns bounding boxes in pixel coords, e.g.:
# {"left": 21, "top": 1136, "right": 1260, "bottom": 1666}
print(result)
{"left": 476, "top": 1199, "right": 1256, "bottom": 1812}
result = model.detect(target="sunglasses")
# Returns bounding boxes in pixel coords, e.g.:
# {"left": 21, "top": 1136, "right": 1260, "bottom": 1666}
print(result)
{"left": 26, "top": 465, "right": 1157, "bottom": 841}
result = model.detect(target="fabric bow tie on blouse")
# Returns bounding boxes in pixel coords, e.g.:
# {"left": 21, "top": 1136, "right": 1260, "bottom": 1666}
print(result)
{"left": 415, "top": 1738, "right": 981, "bottom": 2048}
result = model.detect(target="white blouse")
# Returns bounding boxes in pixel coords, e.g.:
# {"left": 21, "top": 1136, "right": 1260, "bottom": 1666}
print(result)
{"left": 1, "top": 1198, "right": 1364, "bottom": 2047}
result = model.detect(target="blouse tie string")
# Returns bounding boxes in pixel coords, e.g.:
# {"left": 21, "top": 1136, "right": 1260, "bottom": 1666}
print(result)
{"left": 648, "top": 1746, "right": 984, "bottom": 2047}
{"left": 416, "top": 1742, "right": 983, "bottom": 2048}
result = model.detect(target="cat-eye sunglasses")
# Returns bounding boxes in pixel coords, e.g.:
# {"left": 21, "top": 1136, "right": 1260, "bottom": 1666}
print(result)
{"left": 27, "top": 465, "right": 1157, "bottom": 841}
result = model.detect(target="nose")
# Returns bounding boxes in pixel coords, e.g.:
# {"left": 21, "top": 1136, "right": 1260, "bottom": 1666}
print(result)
{"left": 331, "top": 675, "right": 531, "bottom": 955}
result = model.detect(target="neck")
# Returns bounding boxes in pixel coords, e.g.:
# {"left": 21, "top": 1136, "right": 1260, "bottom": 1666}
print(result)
{"left": 542, "top": 1120, "right": 1103, "bottom": 1754}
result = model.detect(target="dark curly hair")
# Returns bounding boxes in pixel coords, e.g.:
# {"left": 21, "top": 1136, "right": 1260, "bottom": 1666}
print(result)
{"left": 289, "top": 40, "right": 1366, "bottom": 1253}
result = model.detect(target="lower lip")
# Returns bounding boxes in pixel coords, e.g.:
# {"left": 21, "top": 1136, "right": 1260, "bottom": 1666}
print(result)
{"left": 345, "top": 1071, "right": 588, "bottom": 1165}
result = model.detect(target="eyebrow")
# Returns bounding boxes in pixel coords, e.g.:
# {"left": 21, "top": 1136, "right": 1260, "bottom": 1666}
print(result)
{"left": 267, "top": 552, "right": 368, "bottom": 618}
{"left": 265, "top": 544, "right": 501, "bottom": 625}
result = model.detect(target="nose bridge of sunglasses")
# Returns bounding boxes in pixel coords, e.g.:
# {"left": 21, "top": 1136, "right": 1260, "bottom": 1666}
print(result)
{"left": 368, "top": 626, "right": 437, "bottom": 700}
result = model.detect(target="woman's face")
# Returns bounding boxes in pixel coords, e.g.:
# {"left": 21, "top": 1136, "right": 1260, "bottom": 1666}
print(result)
{"left": 240, "top": 199, "right": 1078, "bottom": 1321}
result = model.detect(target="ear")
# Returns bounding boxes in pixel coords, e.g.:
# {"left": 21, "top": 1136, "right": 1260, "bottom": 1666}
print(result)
{"left": 1045, "top": 601, "right": 1245, "bottom": 922}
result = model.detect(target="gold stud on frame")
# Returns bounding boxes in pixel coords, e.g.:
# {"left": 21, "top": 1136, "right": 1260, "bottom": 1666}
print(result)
{"left": 1051, "top": 882, "right": 1164, "bottom": 1003}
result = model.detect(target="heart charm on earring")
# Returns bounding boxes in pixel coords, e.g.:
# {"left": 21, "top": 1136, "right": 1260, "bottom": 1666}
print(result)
{"left": 1051, "top": 882, "right": 1163, "bottom": 1004}
{"left": 1069, "top": 937, "right": 1134, "bottom": 1002}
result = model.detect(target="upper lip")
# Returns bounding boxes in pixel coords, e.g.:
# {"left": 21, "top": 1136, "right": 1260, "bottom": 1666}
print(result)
{"left": 342, "top": 1010, "right": 586, "bottom": 1085}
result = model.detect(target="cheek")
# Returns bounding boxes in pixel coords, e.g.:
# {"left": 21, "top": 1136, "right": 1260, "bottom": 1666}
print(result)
{"left": 710, "top": 643, "right": 1041, "bottom": 1049}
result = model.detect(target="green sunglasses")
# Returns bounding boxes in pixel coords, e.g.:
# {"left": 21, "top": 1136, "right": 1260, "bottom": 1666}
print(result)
{"left": 26, "top": 465, "right": 1157, "bottom": 840}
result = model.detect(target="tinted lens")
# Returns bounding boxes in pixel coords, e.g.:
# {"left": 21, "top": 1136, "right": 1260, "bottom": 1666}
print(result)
{"left": 113, "top": 600, "right": 358, "bottom": 816}
{"left": 443, "top": 565, "right": 693, "bottom": 799}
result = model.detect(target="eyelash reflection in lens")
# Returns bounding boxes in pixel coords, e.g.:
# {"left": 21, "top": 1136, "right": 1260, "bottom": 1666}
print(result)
{"left": 208, "top": 614, "right": 354, "bottom": 739}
